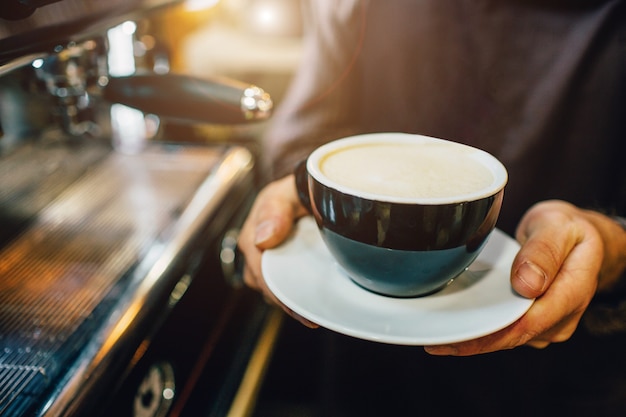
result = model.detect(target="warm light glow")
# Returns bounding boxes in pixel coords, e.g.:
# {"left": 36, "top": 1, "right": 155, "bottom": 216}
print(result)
{"left": 107, "top": 21, "right": 137, "bottom": 76}
{"left": 110, "top": 103, "right": 148, "bottom": 154}
{"left": 256, "top": 5, "right": 277, "bottom": 27}
{"left": 246, "top": 0, "right": 301, "bottom": 37}
{"left": 121, "top": 20, "right": 137, "bottom": 35}
{"left": 184, "top": 0, "right": 220, "bottom": 12}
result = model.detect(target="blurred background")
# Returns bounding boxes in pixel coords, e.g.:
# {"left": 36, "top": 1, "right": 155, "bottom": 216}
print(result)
{"left": 0, "top": 1, "right": 307, "bottom": 416}
{"left": 149, "top": 0, "right": 304, "bottom": 152}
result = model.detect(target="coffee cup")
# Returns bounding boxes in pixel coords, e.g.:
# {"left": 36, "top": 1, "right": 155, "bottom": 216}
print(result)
{"left": 294, "top": 132, "right": 508, "bottom": 297}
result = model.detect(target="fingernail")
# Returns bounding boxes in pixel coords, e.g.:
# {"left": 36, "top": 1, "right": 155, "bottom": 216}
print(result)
{"left": 292, "top": 311, "right": 319, "bottom": 329}
{"left": 255, "top": 220, "right": 276, "bottom": 245}
{"left": 424, "top": 345, "right": 457, "bottom": 356}
{"left": 516, "top": 261, "right": 547, "bottom": 293}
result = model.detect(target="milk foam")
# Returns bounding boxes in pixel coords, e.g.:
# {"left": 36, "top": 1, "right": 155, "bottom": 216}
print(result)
{"left": 319, "top": 143, "right": 495, "bottom": 199}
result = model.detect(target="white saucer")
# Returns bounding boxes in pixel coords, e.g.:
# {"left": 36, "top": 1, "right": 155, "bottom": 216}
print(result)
{"left": 262, "top": 216, "right": 534, "bottom": 346}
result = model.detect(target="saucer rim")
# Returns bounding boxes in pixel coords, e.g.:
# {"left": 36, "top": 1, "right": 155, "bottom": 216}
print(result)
{"left": 262, "top": 217, "right": 534, "bottom": 346}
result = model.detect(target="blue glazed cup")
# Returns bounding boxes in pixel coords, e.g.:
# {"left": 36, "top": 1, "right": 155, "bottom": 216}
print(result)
{"left": 295, "top": 133, "right": 508, "bottom": 297}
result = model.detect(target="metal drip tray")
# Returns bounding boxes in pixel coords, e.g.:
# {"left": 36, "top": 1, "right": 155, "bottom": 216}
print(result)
{"left": 0, "top": 141, "right": 255, "bottom": 416}
{"left": 0, "top": 141, "right": 111, "bottom": 248}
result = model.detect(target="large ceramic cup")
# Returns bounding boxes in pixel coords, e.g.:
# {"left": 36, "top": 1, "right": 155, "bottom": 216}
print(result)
{"left": 295, "top": 133, "right": 508, "bottom": 297}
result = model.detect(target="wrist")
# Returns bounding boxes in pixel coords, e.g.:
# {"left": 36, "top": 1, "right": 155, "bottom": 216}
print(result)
{"left": 586, "top": 211, "right": 626, "bottom": 300}
{"left": 581, "top": 210, "right": 626, "bottom": 293}
{"left": 582, "top": 213, "right": 626, "bottom": 335}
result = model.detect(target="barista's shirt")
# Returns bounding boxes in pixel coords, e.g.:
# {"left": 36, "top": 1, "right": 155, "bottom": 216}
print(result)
{"left": 264, "top": 0, "right": 626, "bottom": 235}
{"left": 261, "top": 1, "right": 626, "bottom": 415}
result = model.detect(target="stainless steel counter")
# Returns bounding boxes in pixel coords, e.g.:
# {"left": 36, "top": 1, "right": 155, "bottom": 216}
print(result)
{"left": 0, "top": 140, "right": 265, "bottom": 416}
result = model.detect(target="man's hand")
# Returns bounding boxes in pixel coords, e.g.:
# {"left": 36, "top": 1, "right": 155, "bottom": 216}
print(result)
{"left": 425, "top": 200, "right": 626, "bottom": 356}
{"left": 238, "top": 175, "right": 317, "bottom": 327}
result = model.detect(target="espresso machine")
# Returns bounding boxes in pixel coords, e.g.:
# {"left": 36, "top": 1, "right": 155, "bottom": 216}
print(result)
{"left": 0, "top": 1, "right": 281, "bottom": 416}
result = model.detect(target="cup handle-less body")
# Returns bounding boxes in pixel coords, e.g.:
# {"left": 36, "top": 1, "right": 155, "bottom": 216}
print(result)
{"left": 294, "top": 159, "right": 313, "bottom": 212}
{"left": 293, "top": 155, "right": 503, "bottom": 252}
{"left": 290, "top": 149, "right": 505, "bottom": 297}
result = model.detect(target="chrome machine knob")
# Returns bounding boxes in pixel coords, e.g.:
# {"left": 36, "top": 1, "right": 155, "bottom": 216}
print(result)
{"left": 133, "top": 361, "right": 176, "bottom": 417}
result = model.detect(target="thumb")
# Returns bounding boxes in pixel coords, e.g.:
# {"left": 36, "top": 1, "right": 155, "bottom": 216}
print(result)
{"left": 254, "top": 216, "right": 294, "bottom": 248}
{"left": 512, "top": 202, "right": 582, "bottom": 298}
{"left": 253, "top": 175, "right": 309, "bottom": 249}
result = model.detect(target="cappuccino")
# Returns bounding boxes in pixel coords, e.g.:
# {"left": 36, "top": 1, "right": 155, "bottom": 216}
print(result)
{"left": 319, "top": 142, "right": 495, "bottom": 200}
{"left": 298, "top": 133, "right": 508, "bottom": 296}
